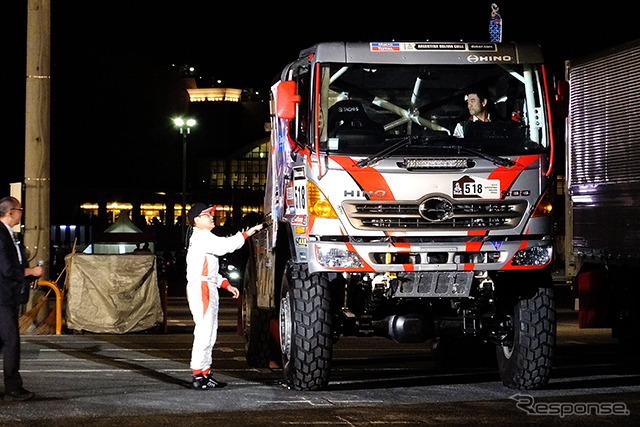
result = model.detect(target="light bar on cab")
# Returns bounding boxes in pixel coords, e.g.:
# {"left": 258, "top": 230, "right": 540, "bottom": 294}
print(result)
{"left": 404, "top": 158, "right": 470, "bottom": 169}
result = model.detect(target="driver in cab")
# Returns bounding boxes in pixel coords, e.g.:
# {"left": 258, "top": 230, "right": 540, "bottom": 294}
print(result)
{"left": 453, "top": 90, "right": 491, "bottom": 138}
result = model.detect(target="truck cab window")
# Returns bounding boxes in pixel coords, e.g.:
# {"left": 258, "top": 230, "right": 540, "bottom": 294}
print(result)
{"left": 318, "top": 63, "right": 549, "bottom": 156}
{"left": 289, "top": 64, "right": 311, "bottom": 147}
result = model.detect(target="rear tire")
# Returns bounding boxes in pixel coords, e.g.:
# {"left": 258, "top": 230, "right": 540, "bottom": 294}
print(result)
{"left": 495, "top": 284, "right": 556, "bottom": 390}
{"left": 279, "top": 261, "right": 333, "bottom": 391}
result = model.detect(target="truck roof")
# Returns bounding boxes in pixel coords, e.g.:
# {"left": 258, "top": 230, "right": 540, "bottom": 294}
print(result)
{"left": 298, "top": 41, "right": 544, "bottom": 65}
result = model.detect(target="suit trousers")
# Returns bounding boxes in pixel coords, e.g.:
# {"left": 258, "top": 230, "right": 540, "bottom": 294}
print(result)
{"left": 0, "top": 304, "right": 23, "bottom": 392}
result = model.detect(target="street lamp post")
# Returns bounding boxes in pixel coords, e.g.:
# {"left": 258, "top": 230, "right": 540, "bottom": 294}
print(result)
{"left": 173, "top": 117, "right": 196, "bottom": 246}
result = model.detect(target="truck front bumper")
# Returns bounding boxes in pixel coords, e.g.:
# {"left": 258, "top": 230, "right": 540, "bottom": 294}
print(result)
{"left": 305, "top": 237, "right": 553, "bottom": 274}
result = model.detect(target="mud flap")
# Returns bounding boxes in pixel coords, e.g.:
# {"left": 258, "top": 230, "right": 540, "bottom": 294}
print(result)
{"left": 577, "top": 267, "right": 612, "bottom": 328}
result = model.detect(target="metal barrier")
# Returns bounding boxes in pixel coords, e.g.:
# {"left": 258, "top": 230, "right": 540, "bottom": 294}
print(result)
{"left": 35, "top": 280, "right": 63, "bottom": 335}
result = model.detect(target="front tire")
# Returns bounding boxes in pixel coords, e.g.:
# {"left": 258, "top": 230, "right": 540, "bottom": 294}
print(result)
{"left": 279, "top": 261, "right": 333, "bottom": 391}
{"left": 496, "top": 284, "right": 556, "bottom": 390}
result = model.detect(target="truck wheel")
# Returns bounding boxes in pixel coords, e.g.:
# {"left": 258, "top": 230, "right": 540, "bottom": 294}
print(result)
{"left": 242, "top": 261, "right": 272, "bottom": 368}
{"left": 495, "top": 285, "right": 556, "bottom": 390}
{"left": 279, "top": 261, "right": 333, "bottom": 391}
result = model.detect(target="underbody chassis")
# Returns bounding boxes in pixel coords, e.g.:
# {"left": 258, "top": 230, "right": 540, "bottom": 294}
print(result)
{"left": 337, "top": 270, "right": 509, "bottom": 344}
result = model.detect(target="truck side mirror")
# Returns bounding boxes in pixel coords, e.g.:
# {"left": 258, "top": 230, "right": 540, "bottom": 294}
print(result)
{"left": 276, "top": 81, "right": 300, "bottom": 120}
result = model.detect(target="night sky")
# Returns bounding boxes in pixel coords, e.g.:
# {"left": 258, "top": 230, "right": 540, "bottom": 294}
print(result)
{"left": 4, "top": 1, "right": 637, "bottom": 201}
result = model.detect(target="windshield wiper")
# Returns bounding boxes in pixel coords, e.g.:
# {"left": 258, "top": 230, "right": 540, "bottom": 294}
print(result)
{"left": 357, "top": 137, "right": 412, "bottom": 168}
{"left": 448, "top": 145, "right": 515, "bottom": 167}
{"left": 356, "top": 136, "right": 516, "bottom": 169}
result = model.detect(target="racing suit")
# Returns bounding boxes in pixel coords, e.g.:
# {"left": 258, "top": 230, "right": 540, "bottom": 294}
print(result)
{"left": 186, "top": 227, "right": 247, "bottom": 374}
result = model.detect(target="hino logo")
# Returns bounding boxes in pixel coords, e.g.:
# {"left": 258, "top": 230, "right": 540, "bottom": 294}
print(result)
{"left": 419, "top": 197, "right": 454, "bottom": 222}
{"left": 344, "top": 189, "right": 387, "bottom": 198}
{"left": 467, "top": 54, "right": 513, "bottom": 63}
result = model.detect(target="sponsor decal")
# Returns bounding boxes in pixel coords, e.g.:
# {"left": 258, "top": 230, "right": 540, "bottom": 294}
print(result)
{"left": 469, "top": 43, "right": 497, "bottom": 51}
{"left": 292, "top": 215, "right": 306, "bottom": 226}
{"left": 370, "top": 42, "right": 498, "bottom": 52}
{"left": 415, "top": 42, "right": 466, "bottom": 50}
{"left": 293, "top": 167, "right": 305, "bottom": 179}
{"left": 371, "top": 42, "right": 401, "bottom": 51}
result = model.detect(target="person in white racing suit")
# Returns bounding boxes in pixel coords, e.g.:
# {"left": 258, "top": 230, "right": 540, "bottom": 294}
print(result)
{"left": 185, "top": 202, "right": 263, "bottom": 390}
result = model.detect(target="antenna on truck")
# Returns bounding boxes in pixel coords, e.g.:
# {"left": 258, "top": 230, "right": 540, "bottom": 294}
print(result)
{"left": 489, "top": 3, "right": 502, "bottom": 42}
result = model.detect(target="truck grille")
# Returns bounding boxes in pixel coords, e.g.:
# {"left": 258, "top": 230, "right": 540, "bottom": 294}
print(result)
{"left": 343, "top": 199, "right": 526, "bottom": 230}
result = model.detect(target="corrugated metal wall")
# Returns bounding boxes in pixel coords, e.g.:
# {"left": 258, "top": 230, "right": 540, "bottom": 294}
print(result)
{"left": 567, "top": 40, "right": 640, "bottom": 261}
{"left": 568, "top": 40, "right": 640, "bottom": 187}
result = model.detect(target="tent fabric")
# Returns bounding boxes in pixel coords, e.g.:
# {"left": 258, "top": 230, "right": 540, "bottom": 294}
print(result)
{"left": 65, "top": 253, "right": 163, "bottom": 333}
{"left": 104, "top": 212, "right": 142, "bottom": 233}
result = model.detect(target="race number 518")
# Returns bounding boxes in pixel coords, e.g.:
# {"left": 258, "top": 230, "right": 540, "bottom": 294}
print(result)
{"left": 464, "top": 182, "right": 484, "bottom": 195}
{"left": 294, "top": 181, "right": 307, "bottom": 214}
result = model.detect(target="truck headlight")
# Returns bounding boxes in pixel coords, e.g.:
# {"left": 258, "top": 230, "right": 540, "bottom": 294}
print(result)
{"left": 316, "top": 246, "right": 363, "bottom": 268}
{"left": 511, "top": 245, "right": 553, "bottom": 266}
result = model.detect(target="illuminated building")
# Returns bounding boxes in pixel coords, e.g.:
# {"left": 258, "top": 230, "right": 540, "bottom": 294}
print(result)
{"left": 57, "top": 68, "right": 269, "bottom": 252}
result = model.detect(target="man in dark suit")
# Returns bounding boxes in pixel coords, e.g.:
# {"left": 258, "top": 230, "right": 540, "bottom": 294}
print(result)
{"left": 0, "top": 196, "right": 43, "bottom": 402}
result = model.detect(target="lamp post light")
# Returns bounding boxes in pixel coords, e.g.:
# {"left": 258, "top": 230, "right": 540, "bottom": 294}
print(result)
{"left": 173, "top": 117, "right": 196, "bottom": 246}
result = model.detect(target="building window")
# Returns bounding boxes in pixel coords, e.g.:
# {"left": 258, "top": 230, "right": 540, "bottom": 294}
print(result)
{"left": 245, "top": 143, "right": 268, "bottom": 159}
{"left": 80, "top": 203, "right": 262, "bottom": 227}
{"left": 213, "top": 205, "right": 263, "bottom": 225}
{"left": 207, "top": 142, "right": 268, "bottom": 190}
{"left": 210, "top": 159, "right": 226, "bottom": 188}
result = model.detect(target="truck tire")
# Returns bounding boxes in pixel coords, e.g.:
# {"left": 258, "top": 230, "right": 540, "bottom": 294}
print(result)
{"left": 242, "top": 261, "right": 272, "bottom": 368}
{"left": 495, "top": 284, "right": 556, "bottom": 390}
{"left": 279, "top": 261, "right": 333, "bottom": 391}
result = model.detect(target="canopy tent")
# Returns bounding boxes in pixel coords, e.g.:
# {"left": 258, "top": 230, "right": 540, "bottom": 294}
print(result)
{"left": 104, "top": 212, "right": 143, "bottom": 233}
{"left": 84, "top": 212, "right": 155, "bottom": 254}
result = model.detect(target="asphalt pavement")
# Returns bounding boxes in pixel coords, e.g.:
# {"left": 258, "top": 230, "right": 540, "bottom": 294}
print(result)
{"left": 1, "top": 296, "right": 639, "bottom": 426}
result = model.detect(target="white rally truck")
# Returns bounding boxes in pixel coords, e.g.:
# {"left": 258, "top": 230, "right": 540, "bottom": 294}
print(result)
{"left": 242, "top": 41, "right": 557, "bottom": 391}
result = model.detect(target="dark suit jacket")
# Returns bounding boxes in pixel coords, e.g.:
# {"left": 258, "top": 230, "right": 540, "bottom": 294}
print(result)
{"left": 0, "top": 224, "right": 29, "bottom": 305}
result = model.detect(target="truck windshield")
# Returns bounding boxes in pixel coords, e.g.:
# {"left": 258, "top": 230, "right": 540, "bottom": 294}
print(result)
{"left": 318, "top": 63, "right": 549, "bottom": 157}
